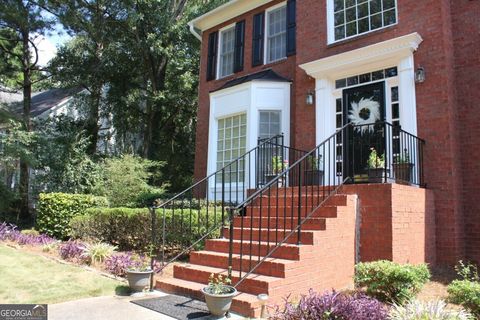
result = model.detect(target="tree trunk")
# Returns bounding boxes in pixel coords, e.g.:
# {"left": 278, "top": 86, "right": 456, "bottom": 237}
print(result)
{"left": 19, "top": 30, "right": 31, "bottom": 222}
{"left": 86, "top": 85, "right": 101, "bottom": 155}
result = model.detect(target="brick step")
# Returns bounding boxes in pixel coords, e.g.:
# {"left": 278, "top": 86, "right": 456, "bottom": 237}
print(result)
{"left": 173, "top": 264, "right": 282, "bottom": 296}
{"left": 205, "top": 238, "right": 308, "bottom": 260}
{"left": 223, "top": 227, "right": 314, "bottom": 245}
{"left": 233, "top": 216, "right": 327, "bottom": 230}
{"left": 246, "top": 186, "right": 337, "bottom": 197}
{"left": 190, "top": 250, "right": 297, "bottom": 278}
{"left": 155, "top": 277, "right": 262, "bottom": 317}
{"left": 251, "top": 194, "right": 347, "bottom": 206}
{"left": 244, "top": 205, "right": 338, "bottom": 218}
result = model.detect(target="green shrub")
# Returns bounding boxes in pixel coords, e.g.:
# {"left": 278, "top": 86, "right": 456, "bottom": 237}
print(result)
{"left": 70, "top": 207, "right": 223, "bottom": 252}
{"left": 21, "top": 228, "right": 39, "bottom": 236}
{"left": 93, "top": 155, "right": 166, "bottom": 207}
{"left": 36, "top": 193, "right": 108, "bottom": 239}
{"left": 448, "top": 261, "right": 480, "bottom": 317}
{"left": 355, "top": 260, "right": 431, "bottom": 304}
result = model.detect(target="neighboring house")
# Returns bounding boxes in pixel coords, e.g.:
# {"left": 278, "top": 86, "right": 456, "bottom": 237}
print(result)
{"left": 155, "top": 0, "right": 479, "bottom": 316}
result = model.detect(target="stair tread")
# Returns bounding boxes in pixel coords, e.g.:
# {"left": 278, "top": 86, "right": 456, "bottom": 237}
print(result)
{"left": 208, "top": 238, "right": 302, "bottom": 248}
{"left": 156, "top": 277, "right": 261, "bottom": 305}
{"left": 176, "top": 263, "right": 281, "bottom": 283}
{"left": 192, "top": 250, "right": 297, "bottom": 265}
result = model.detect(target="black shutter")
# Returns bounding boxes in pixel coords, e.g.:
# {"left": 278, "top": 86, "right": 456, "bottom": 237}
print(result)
{"left": 252, "top": 12, "right": 265, "bottom": 67}
{"left": 234, "top": 20, "right": 245, "bottom": 73}
{"left": 206, "top": 31, "right": 218, "bottom": 81}
{"left": 286, "top": 0, "right": 296, "bottom": 56}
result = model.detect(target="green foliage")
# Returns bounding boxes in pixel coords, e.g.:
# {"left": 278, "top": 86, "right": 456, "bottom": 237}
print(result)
{"left": 36, "top": 193, "right": 108, "bottom": 239}
{"left": 367, "top": 148, "right": 385, "bottom": 169}
{"left": 355, "top": 260, "right": 431, "bottom": 304}
{"left": 21, "top": 228, "right": 39, "bottom": 236}
{"left": 447, "top": 280, "right": 480, "bottom": 317}
{"left": 389, "top": 299, "right": 474, "bottom": 320}
{"left": 33, "top": 116, "right": 102, "bottom": 194}
{"left": 448, "top": 261, "right": 480, "bottom": 317}
{"left": 205, "top": 273, "right": 233, "bottom": 295}
{"left": 70, "top": 206, "right": 223, "bottom": 253}
{"left": 82, "top": 242, "right": 117, "bottom": 265}
{"left": 93, "top": 155, "right": 166, "bottom": 207}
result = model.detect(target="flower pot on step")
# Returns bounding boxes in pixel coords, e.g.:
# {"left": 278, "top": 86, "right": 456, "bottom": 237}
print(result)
{"left": 265, "top": 174, "right": 284, "bottom": 187}
{"left": 304, "top": 170, "right": 324, "bottom": 186}
{"left": 393, "top": 163, "right": 414, "bottom": 184}
{"left": 202, "top": 286, "right": 237, "bottom": 316}
{"left": 368, "top": 168, "right": 389, "bottom": 183}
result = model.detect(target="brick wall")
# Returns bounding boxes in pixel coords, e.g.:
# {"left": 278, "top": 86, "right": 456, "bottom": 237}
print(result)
{"left": 450, "top": 0, "right": 480, "bottom": 265}
{"left": 342, "top": 183, "right": 436, "bottom": 265}
{"left": 193, "top": 0, "right": 478, "bottom": 265}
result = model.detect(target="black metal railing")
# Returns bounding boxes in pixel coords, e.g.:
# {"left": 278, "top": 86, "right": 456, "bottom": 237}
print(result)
{"left": 227, "top": 123, "right": 352, "bottom": 287}
{"left": 151, "top": 134, "right": 307, "bottom": 273}
{"left": 227, "top": 121, "right": 425, "bottom": 287}
{"left": 344, "top": 121, "right": 425, "bottom": 186}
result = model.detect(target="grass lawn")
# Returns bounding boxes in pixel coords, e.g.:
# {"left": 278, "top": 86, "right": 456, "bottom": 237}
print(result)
{"left": 0, "top": 245, "right": 129, "bottom": 304}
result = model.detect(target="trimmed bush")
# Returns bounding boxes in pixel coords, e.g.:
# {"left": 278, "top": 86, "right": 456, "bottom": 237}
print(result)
{"left": 355, "top": 260, "right": 431, "bottom": 304}
{"left": 389, "top": 299, "right": 473, "bottom": 320}
{"left": 448, "top": 280, "right": 480, "bottom": 317}
{"left": 69, "top": 207, "right": 223, "bottom": 252}
{"left": 271, "top": 290, "right": 388, "bottom": 320}
{"left": 36, "top": 193, "right": 108, "bottom": 239}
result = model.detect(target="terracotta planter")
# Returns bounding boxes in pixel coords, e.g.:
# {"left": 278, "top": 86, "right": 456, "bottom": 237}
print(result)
{"left": 202, "top": 286, "right": 237, "bottom": 316}
{"left": 393, "top": 163, "right": 414, "bottom": 184}
{"left": 126, "top": 270, "right": 153, "bottom": 291}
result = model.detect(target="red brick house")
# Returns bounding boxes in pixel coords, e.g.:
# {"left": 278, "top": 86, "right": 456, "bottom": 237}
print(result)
{"left": 156, "top": 0, "right": 480, "bottom": 316}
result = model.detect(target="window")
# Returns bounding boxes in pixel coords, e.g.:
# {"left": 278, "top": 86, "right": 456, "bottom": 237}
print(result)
{"left": 259, "top": 111, "right": 281, "bottom": 139}
{"left": 218, "top": 26, "right": 235, "bottom": 78}
{"left": 331, "top": 0, "right": 397, "bottom": 42}
{"left": 266, "top": 5, "right": 287, "bottom": 63}
{"left": 216, "top": 114, "right": 247, "bottom": 182}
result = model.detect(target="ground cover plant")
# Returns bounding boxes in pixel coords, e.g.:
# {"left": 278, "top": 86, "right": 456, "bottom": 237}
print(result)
{"left": 389, "top": 300, "right": 473, "bottom": 320}
{"left": 355, "top": 260, "right": 431, "bottom": 304}
{"left": 271, "top": 290, "right": 389, "bottom": 320}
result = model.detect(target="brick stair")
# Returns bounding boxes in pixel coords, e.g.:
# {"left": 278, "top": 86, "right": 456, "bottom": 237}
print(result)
{"left": 155, "top": 190, "right": 357, "bottom": 317}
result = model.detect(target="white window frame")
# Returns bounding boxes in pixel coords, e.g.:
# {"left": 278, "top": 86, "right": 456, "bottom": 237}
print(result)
{"left": 264, "top": 2, "right": 287, "bottom": 64}
{"left": 217, "top": 24, "right": 235, "bottom": 79}
{"left": 326, "top": 0, "right": 399, "bottom": 44}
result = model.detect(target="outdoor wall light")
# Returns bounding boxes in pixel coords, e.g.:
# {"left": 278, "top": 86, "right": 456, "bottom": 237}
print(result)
{"left": 415, "top": 66, "right": 426, "bottom": 83}
{"left": 306, "top": 90, "right": 315, "bottom": 105}
{"left": 257, "top": 293, "right": 269, "bottom": 319}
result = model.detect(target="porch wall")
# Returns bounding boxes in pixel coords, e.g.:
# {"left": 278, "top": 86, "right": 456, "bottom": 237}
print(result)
{"left": 342, "top": 183, "right": 436, "bottom": 265}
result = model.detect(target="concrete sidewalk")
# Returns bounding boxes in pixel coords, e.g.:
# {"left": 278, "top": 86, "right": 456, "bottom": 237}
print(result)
{"left": 48, "top": 293, "right": 244, "bottom": 320}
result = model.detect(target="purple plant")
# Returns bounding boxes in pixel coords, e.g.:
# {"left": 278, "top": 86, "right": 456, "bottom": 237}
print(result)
{"left": 271, "top": 290, "right": 389, "bottom": 320}
{"left": 59, "top": 240, "right": 86, "bottom": 261}
{"left": 104, "top": 252, "right": 140, "bottom": 277}
{"left": 0, "top": 222, "right": 55, "bottom": 245}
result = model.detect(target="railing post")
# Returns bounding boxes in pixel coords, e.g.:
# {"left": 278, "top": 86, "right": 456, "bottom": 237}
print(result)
{"left": 149, "top": 207, "right": 157, "bottom": 291}
{"left": 161, "top": 207, "right": 166, "bottom": 267}
{"left": 221, "top": 168, "right": 226, "bottom": 238}
{"left": 228, "top": 208, "right": 234, "bottom": 279}
{"left": 297, "top": 161, "right": 302, "bottom": 245}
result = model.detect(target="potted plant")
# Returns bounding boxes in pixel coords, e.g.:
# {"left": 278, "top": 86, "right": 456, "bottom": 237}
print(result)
{"left": 367, "top": 148, "right": 388, "bottom": 183}
{"left": 393, "top": 150, "right": 414, "bottom": 184}
{"left": 304, "top": 155, "right": 324, "bottom": 186}
{"left": 265, "top": 156, "right": 288, "bottom": 186}
{"left": 202, "top": 273, "right": 237, "bottom": 316}
{"left": 126, "top": 255, "right": 153, "bottom": 292}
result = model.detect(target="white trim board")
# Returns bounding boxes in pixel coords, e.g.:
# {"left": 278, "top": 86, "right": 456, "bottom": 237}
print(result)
{"left": 299, "top": 33, "right": 423, "bottom": 147}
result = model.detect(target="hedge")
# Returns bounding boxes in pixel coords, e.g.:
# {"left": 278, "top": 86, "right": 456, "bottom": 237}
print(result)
{"left": 355, "top": 260, "right": 431, "bottom": 304}
{"left": 36, "top": 193, "right": 108, "bottom": 239}
{"left": 70, "top": 207, "right": 224, "bottom": 252}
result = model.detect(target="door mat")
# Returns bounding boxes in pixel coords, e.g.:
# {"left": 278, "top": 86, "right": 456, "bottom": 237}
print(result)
{"left": 131, "top": 295, "right": 210, "bottom": 320}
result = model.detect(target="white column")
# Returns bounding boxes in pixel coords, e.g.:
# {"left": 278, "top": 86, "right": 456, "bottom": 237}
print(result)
{"left": 398, "top": 55, "right": 418, "bottom": 135}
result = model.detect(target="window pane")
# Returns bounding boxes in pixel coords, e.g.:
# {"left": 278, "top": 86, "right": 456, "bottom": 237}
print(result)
{"left": 391, "top": 86, "right": 399, "bottom": 102}
{"left": 346, "top": 21, "right": 357, "bottom": 37}
{"left": 259, "top": 111, "right": 282, "bottom": 139}
{"left": 370, "top": 0, "right": 382, "bottom": 14}
{"left": 346, "top": 7, "right": 356, "bottom": 22}
{"left": 357, "top": 3, "right": 368, "bottom": 18}
{"left": 345, "top": 0, "right": 355, "bottom": 8}
{"left": 334, "top": 11, "right": 345, "bottom": 25}
{"left": 383, "top": 9, "right": 396, "bottom": 26}
{"left": 217, "top": 114, "right": 247, "bottom": 182}
{"left": 334, "top": 0, "right": 344, "bottom": 11}
{"left": 383, "top": 0, "right": 395, "bottom": 10}
{"left": 267, "top": 6, "right": 287, "bottom": 63}
{"left": 358, "top": 17, "right": 369, "bottom": 33}
{"left": 219, "top": 27, "right": 235, "bottom": 78}
{"left": 371, "top": 13, "right": 383, "bottom": 29}
{"left": 335, "top": 25, "right": 346, "bottom": 41}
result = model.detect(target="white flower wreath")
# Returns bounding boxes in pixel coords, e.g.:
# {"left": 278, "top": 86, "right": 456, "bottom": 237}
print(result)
{"left": 348, "top": 97, "right": 381, "bottom": 134}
